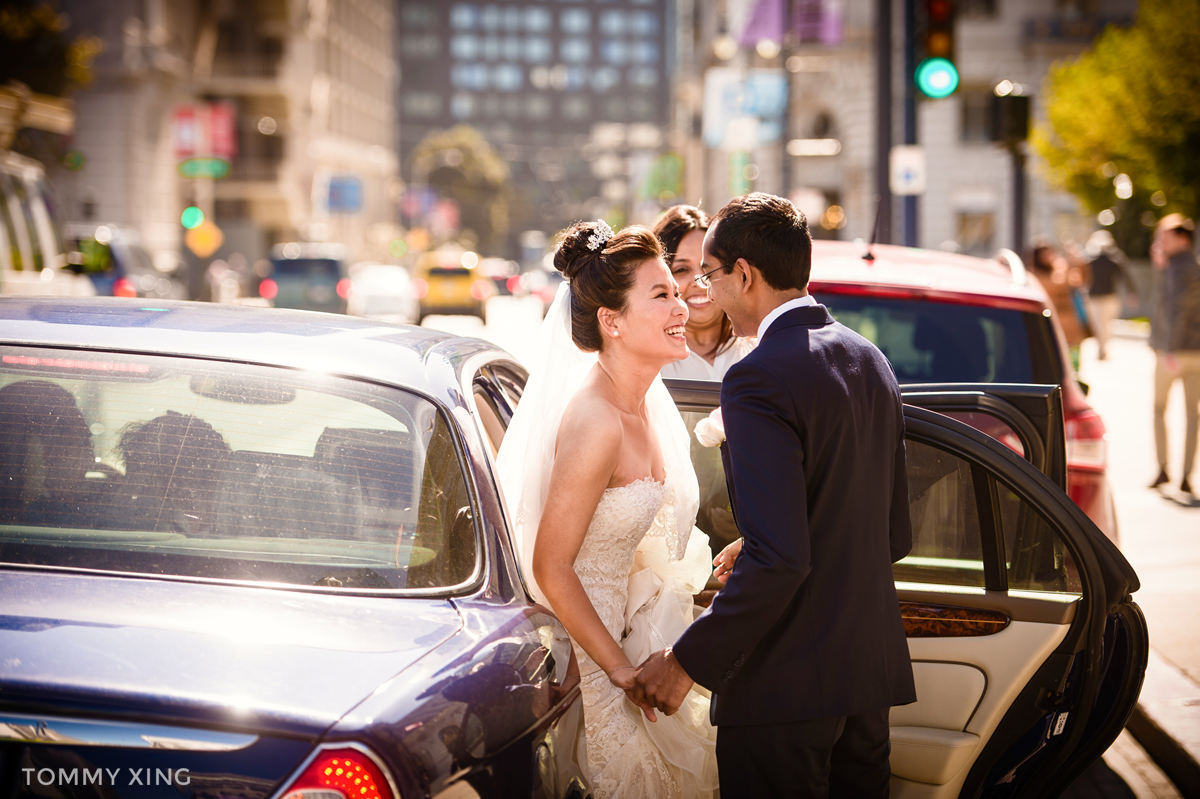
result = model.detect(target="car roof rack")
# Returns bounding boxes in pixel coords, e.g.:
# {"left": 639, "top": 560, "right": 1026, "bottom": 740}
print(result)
{"left": 994, "top": 248, "right": 1028, "bottom": 285}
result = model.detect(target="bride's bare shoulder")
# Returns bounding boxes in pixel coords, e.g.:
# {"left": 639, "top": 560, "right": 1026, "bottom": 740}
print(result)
{"left": 557, "top": 387, "right": 623, "bottom": 448}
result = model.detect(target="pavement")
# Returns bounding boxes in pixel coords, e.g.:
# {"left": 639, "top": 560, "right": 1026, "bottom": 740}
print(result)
{"left": 1080, "top": 320, "right": 1200, "bottom": 798}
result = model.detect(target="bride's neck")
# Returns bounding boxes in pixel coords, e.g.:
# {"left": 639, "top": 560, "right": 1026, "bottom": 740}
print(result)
{"left": 596, "top": 352, "right": 657, "bottom": 415}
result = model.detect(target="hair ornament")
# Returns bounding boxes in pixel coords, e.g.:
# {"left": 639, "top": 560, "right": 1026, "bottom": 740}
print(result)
{"left": 586, "top": 220, "right": 614, "bottom": 252}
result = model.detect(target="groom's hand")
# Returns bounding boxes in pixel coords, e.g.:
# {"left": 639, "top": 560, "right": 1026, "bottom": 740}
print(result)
{"left": 635, "top": 648, "right": 694, "bottom": 716}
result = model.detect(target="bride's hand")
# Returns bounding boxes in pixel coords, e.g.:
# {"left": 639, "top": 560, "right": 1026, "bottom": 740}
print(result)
{"left": 609, "top": 666, "right": 657, "bottom": 722}
{"left": 713, "top": 537, "right": 743, "bottom": 584}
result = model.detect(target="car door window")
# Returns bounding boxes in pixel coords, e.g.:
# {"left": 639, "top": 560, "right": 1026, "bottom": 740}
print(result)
{"left": 996, "top": 477, "right": 1082, "bottom": 594}
{"left": 895, "top": 439, "right": 985, "bottom": 588}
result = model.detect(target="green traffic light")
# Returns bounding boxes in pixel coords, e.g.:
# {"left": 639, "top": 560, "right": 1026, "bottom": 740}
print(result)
{"left": 180, "top": 206, "right": 205, "bottom": 229}
{"left": 916, "top": 57, "right": 960, "bottom": 98}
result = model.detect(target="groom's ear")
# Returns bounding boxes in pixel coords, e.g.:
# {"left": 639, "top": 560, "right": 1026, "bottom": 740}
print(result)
{"left": 734, "top": 258, "right": 755, "bottom": 292}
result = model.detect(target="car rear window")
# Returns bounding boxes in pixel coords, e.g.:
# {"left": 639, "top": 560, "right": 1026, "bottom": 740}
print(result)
{"left": 818, "top": 293, "right": 1061, "bottom": 385}
{"left": 270, "top": 257, "right": 342, "bottom": 278}
{"left": 0, "top": 347, "right": 477, "bottom": 592}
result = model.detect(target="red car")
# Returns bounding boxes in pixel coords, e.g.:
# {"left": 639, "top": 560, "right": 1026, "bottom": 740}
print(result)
{"left": 809, "top": 241, "right": 1115, "bottom": 540}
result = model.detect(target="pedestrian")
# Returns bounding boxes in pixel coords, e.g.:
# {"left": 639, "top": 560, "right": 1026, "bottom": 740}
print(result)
{"left": 1148, "top": 213, "right": 1200, "bottom": 494}
{"left": 1029, "top": 240, "right": 1090, "bottom": 372}
{"left": 1084, "top": 230, "right": 1137, "bottom": 361}
{"left": 634, "top": 192, "right": 915, "bottom": 797}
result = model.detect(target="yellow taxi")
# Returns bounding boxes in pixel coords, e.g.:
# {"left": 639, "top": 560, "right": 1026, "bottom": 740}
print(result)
{"left": 411, "top": 247, "right": 495, "bottom": 323}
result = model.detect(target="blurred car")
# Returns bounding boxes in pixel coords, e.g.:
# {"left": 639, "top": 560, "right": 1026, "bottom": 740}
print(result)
{"left": 0, "top": 150, "right": 94, "bottom": 298}
{"left": 412, "top": 247, "right": 494, "bottom": 323}
{"left": 478, "top": 257, "right": 523, "bottom": 297}
{"left": 346, "top": 262, "right": 419, "bottom": 323}
{"left": 0, "top": 296, "right": 586, "bottom": 799}
{"left": 63, "top": 223, "right": 187, "bottom": 299}
{"left": 0, "top": 296, "right": 1147, "bottom": 798}
{"left": 258, "top": 241, "right": 349, "bottom": 313}
{"left": 808, "top": 240, "right": 1117, "bottom": 541}
{"left": 520, "top": 264, "right": 565, "bottom": 317}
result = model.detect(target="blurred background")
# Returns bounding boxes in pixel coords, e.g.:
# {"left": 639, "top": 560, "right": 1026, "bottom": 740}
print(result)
{"left": 1, "top": 0, "right": 1195, "bottom": 312}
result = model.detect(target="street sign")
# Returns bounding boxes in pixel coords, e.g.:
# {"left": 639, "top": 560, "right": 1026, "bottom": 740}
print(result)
{"left": 177, "top": 157, "right": 230, "bottom": 180}
{"left": 890, "top": 145, "right": 927, "bottom": 196}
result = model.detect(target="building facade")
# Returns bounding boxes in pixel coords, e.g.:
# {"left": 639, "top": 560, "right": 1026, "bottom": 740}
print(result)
{"left": 52, "top": 0, "right": 398, "bottom": 297}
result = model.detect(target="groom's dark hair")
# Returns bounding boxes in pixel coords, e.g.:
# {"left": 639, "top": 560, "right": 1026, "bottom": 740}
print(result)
{"left": 554, "top": 221, "right": 664, "bottom": 352}
{"left": 709, "top": 193, "right": 811, "bottom": 292}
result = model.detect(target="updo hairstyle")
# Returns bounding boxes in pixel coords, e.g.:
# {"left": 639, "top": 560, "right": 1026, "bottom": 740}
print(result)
{"left": 553, "top": 221, "right": 664, "bottom": 352}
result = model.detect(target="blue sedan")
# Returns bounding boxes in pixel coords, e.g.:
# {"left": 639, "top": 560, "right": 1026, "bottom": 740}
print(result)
{"left": 0, "top": 297, "right": 1146, "bottom": 798}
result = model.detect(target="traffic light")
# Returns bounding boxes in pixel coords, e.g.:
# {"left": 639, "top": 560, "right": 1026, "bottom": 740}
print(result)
{"left": 916, "top": 0, "right": 959, "bottom": 99}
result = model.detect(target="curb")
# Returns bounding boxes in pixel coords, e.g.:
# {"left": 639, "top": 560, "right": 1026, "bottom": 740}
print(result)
{"left": 1126, "top": 650, "right": 1200, "bottom": 797}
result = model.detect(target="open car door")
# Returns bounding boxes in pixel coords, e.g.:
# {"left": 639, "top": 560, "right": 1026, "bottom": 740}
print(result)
{"left": 664, "top": 378, "right": 1148, "bottom": 798}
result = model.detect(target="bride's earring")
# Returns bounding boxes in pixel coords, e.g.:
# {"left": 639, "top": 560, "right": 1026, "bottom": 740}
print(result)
{"left": 612, "top": 329, "right": 620, "bottom": 337}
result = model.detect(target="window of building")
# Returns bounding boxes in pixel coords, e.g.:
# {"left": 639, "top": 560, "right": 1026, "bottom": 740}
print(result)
{"left": 630, "top": 11, "right": 659, "bottom": 35}
{"left": 480, "top": 6, "right": 500, "bottom": 29}
{"left": 601, "top": 39, "right": 628, "bottom": 64}
{"left": 481, "top": 37, "right": 501, "bottom": 60}
{"left": 592, "top": 67, "right": 620, "bottom": 92}
{"left": 494, "top": 64, "right": 523, "bottom": 92}
{"left": 563, "top": 96, "right": 590, "bottom": 120}
{"left": 527, "top": 96, "right": 551, "bottom": 118}
{"left": 450, "top": 4, "right": 478, "bottom": 29}
{"left": 402, "top": 92, "right": 442, "bottom": 118}
{"left": 600, "top": 10, "right": 625, "bottom": 36}
{"left": 451, "top": 93, "right": 476, "bottom": 119}
{"left": 525, "top": 7, "right": 551, "bottom": 32}
{"left": 451, "top": 63, "right": 489, "bottom": 90}
{"left": 561, "top": 38, "right": 590, "bottom": 62}
{"left": 956, "top": 211, "right": 996, "bottom": 257}
{"left": 525, "top": 36, "right": 551, "bottom": 62}
{"left": 628, "top": 66, "right": 658, "bottom": 88}
{"left": 631, "top": 40, "right": 658, "bottom": 64}
{"left": 561, "top": 8, "right": 589, "bottom": 35}
{"left": 566, "top": 66, "right": 590, "bottom": 91}
{"left": 401, "top": 35, "right": 439, "bottom": 58}
{"left": 401, "top": 5, "right": 434, "bottom": 28}
{"left": 450, "top": 35, "right": 479, "bottom": 60}
{"left": 502, "top": 7, "right": 523, "bottom": 30}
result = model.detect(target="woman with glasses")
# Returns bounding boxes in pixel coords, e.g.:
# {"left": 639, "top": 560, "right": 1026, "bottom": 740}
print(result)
{"left": 654, "top": 205, "right": 756, "bottom": 380}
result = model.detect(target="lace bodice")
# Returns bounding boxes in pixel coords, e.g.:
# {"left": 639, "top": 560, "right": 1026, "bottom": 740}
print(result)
{"left": 574, "top": 477, "right": 667, "bottom": 648}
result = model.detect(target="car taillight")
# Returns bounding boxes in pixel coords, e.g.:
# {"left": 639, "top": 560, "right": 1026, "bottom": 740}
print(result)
{"left": 278, "top": 747, "right": 396, "bottom": 799}
{"left": 470, "top": 279, "right": 491, "bottom": 301}
{"left": 112, "top": 277, "right": 137, "bottom": 298}
{"left": 259, "top": 278, "right": 278, "bottom": 300}
{"left": 1065, "top": 407, "right": 1107, "bottom": 473}
{"left": 412, "top": 278, "right": 428, "bottom": 299}
{"left": 337, "top": 278, "right": 351, "bottom": 299}
{"left": 506, "top": 274, "right": 522, "bottom": 294}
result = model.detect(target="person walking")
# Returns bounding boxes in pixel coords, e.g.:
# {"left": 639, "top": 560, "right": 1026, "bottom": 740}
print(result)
{"left": 1148, "top": 213, "right": 1200, "bottom": 494}
{"left": 1085, "top": 230, "right": 1137, "bottom": 361}
{"left": 635, "top": 193, "right": 915, "bottom": 797}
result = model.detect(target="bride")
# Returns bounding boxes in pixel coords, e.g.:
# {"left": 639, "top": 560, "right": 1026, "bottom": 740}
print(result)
{"left": 496, "top": 220, "right": 718, "bottom": 797}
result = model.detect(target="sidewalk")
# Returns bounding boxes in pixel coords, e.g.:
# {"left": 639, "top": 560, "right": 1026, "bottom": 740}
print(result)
{"left": 1086, "top": 321, "right": 1200, "bottom": 797}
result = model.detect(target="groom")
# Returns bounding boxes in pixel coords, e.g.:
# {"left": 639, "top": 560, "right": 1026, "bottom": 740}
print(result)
{"left": 635, "top": 192, "right": 915, "bottom": 797}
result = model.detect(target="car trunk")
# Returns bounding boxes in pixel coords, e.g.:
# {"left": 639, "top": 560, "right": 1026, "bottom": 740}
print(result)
{"left": 0, "top": 570, "right": 463, "bottom": 797}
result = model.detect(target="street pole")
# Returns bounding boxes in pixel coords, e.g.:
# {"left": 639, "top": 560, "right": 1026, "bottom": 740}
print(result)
{"left": 1010, "top": 143, "right": 1026, "bottom": 254}
{"left": 902, "top": 0, "right": 918, "bottom": 247}
{"left": 875, "top": 0, "right": 893, "bottom": 244}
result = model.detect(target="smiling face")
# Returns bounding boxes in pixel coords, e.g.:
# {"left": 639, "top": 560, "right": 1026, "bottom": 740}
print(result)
{"left": 670, "top": 229, "right": 726, "bottom": 334}
{"left": 610, "top": 257, "right": 689, "bottom": 364}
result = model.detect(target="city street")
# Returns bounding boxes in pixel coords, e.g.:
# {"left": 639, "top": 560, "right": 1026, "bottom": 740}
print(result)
{"left": 425, "top": 298, "right": 1195, "bottom": 796}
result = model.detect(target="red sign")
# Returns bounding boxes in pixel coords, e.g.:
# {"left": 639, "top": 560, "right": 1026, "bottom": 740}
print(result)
{"left": 173, "top": 103, "right": 238, "bottom": 161}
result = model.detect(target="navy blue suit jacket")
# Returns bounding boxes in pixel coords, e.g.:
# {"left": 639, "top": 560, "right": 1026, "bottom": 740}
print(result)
{"left": 674, "top": 304, "right": 916, "bottom": 725}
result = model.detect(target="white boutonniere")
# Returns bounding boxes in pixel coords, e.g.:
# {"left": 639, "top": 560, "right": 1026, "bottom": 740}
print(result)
{"left": 694, "top": 407, "right": 726, "bottom": 448}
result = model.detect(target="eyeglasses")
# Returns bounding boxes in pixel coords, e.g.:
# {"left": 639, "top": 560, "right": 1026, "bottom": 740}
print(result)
{"left": 693, "top": 263, "right": 729, "bottom": 290}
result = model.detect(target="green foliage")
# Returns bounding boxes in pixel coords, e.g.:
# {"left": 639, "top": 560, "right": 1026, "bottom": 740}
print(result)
{"left": 411, "top": 125, "right": 512, "bottom": 253}
{"left": 0, "top": 1, "right": 100, "bottom": 96}
{"left": 1034, "top": 0, "right": 1200, "bottom": 253}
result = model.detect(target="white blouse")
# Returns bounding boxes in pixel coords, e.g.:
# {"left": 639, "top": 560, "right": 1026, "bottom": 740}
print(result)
{"left": 660, "top": 336, "right": 757, "bottom": 381}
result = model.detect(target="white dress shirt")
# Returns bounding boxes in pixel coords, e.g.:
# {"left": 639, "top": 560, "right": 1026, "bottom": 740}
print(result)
{"left": 757, "top": 294, "right": 818, "bottom": 341}
{"left": 661, "top": 336, "right": 758, "bottom": 381}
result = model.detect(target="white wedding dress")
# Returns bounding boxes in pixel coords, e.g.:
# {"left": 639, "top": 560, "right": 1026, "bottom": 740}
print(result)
{"left": 495, "top": 280, "right": 717, "bottom": 797}
{"left": 570, "top": 477, "right": 718, "bottom": 798}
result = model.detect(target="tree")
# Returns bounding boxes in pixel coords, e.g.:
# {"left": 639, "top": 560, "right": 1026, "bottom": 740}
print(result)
{"left": 0, "top": 1, "right": 100, "bottom": 96}
{"left": 410, "top": 126, "right": 512, "bottom": 255}
{"left": 1033, "top": 0, "right": 1200, "bottom": 254}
